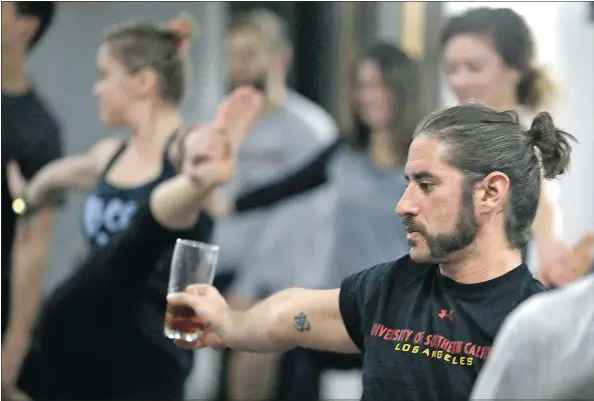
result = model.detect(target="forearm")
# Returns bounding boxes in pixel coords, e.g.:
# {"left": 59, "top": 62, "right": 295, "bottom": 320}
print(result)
{"left": 224, "top": 287, "right": 353, "bottom": 354}
{"left": 27, "top": 155, "right": 97, "bottom": 205}
{"left": 234, "top": 140, "right": 340, "bottom": 213}
{"left": 225, "top": 288, "right": 307, "bottom": 353}
{"left": 8, "top": 244, "right": 48, "bottom": 337}
{"left": 2, "top": 211, "right": 53, "bottom": 382}
{"left": 7, "top": 210, "right": 54, "bottom": 334}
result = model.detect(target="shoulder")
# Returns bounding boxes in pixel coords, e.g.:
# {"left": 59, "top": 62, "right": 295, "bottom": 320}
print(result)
{"left": 340, "top": 255, "right": 430, "bottom": 299}
{"left": 283, "top": 91, "right": 338, "bottom": 144}
{"left": 90, "top": 137, "right": 126, "bottom": 170}
{"left": 6, "top": 90, "right": 63, "bottom": 150}
{"left": 518, "top": 272, "right": 548, "bottom": 301}
{"left": 512, "top": 274, "right": 593, "bottom": 334}
{"left": 493, "top": 275, "right": 593, "bottom": 363}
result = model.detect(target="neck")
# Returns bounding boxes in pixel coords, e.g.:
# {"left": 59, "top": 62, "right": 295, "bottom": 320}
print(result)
{"left": 438, "top": 230, "right": 522, "bottom": 284}
{"left": 492, "top": 98, "right": 519, "bottom": 113}
{"left": 2, "top": 51, "right": 29, "bottom": 94}
{"left": 369, "top": 129, "right": 400, "bottom": 169}
{"left": 127, "top": 103, "right": 182, "bottom": 153}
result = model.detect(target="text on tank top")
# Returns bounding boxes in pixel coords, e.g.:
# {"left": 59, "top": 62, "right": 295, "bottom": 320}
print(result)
{"left": 81, "top": 133, "right": 179, "bottom": 248}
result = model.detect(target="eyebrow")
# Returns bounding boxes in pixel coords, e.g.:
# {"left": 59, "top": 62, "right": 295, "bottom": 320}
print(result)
{"left": 404, "top": 171, "right": 440, "bottom": 182}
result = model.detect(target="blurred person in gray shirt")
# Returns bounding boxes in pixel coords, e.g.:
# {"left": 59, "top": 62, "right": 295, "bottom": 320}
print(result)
{"left": 213, "top": 9, "right": 338, "bottom": 400}
{"left": 214, "top": 9, "right": 337, "bottom": 293}
{"left": 231, "top": 41, "right": 422, "bottom": 289}
{"left": 471, "top": 250, "right": 594, "bottom": 400}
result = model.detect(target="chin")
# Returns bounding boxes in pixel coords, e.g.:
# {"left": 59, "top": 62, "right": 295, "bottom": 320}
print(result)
{"left": 99, "top": 113, "right": 125, "bottom": 128}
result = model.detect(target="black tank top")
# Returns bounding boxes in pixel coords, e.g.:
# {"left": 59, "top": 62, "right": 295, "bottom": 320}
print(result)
{"left": 80, "top": 132, "right": 214, "bottom": 373}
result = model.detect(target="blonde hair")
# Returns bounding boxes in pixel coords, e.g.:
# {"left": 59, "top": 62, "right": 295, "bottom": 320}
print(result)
{"left": 103, "top": 12, "right": 197, "bottom": 105}
{"left": 230, "top": 9, "right": 292, "bottom": 55}
{"left": 517, "top": 66, "right": 557, "bottom": 111}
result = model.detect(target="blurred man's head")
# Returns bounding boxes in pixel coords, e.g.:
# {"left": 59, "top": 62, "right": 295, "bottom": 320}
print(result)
{"left": 2, "top": 2, "right": 55, "bottom": 56}
{"left": 227, "top": 9, "right": 293, "bottom": 93}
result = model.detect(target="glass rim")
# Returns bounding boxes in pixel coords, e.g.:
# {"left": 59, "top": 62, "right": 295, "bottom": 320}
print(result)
{"left": 176, "top": 238, "right": 220, "bottom": 252}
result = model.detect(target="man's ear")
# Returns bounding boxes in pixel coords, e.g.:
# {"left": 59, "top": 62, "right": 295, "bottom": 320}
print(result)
{"left": 475, "top": 171, "right": 510, "bottom": 215}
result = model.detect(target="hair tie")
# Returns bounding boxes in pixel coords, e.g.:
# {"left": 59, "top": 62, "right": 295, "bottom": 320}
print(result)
{"left": 169, "top": 17, "right": 194, "bottom": 54}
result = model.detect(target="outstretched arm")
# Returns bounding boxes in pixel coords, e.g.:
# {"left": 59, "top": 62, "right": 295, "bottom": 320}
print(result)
{"left": 233, "top": 139, "right": 342, "bottom": 213}
{"left": 167, "top": 286, "right": 359, "bottom": 354}
{"left": 23, "top": 138, "right": 122, "bottom": 207}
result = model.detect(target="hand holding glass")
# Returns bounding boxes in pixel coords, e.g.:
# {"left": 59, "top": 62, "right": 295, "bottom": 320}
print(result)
{"left": 164, "top": 239, "right": 219, "bottom": 342}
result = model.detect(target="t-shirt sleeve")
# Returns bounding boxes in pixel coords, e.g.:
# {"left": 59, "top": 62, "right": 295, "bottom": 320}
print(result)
{"left": 18, "top": 109, "right": 64, "bottom": 207}
{"left": 234, "top": 139, "right": 341, "bottom": 213}
{"left": 339, "top": 264, "right": 388, "bottom": 351}
{"left": 19, "top": 119, "right": 63, "bottom": 180}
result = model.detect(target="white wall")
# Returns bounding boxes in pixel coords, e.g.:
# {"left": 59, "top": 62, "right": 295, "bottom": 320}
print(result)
{"left": 554, "top": 3, "right": 594, "bottom": 244}
{"left": 441, "top": 2, "right": 594, "bottom": 243}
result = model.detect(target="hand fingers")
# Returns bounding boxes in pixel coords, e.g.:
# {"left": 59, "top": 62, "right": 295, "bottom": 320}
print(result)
{"left": 166, "top": 291, "right": 201, "bottom": 310}
{"left": 173, "top": 331, "right": 225, "bottom": 350}
{"left": 185, "top": 283, "right": 214, "bottom": 295}
{"left": 184, "top": 125, "right": 228, "bottom": 163}
{"left": 203, "top": 331, "right": 226, "bottom": 349}
{"left": 174, "top": 339, "right": 204, "bottom": 349}
{"left": 550, "top": 265, "right": 576, "bottom": 287}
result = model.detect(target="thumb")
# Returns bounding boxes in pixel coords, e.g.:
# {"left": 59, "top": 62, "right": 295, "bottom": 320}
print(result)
{"left": 6, "top": 160, "right": 26, "bottom": 199}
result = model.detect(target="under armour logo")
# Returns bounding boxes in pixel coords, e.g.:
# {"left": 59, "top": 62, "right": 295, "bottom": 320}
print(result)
{"left": 438, "top": 309, "right": 454, "bottom": 321}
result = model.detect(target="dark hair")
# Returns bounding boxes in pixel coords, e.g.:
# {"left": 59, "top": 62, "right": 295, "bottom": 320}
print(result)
{"left": 350, "top": 41, "right": 423, "bottom": 164}
{"left": 440, "top": 7, "right": 555, "bottom": 110}
{"left": 415, "top": 103, "right": 576, "bottom": 249}
{"left": 15, "top": 2, "right": 55, "bottom": 50}
{"left": 103, "top": 14, "right": 196, "bottom": 105}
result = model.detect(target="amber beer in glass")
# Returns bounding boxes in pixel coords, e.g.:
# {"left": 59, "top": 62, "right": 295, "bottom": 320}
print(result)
{"left": 164, "top": 239, "right": 219, "bottom": 341}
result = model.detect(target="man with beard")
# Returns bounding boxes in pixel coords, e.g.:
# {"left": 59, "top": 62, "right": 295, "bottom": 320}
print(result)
{"left": 167, "top": 103, "right": 576, "bottom": 401}
{"left": 211, "top": 8, "right": 338, "bottom": 400}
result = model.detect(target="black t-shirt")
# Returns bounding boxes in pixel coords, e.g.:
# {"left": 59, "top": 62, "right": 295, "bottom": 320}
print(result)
{"left": 1, "top": 90, "right": 62, "bottom": 335}
{"left": 339, "top": 255, "right": 546, "bottom": 401}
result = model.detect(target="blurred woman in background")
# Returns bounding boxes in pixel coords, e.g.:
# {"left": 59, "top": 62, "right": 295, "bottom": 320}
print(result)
{"left": 15, "top": 14, "right": 215, "bottom": 400}
{"left": 440, "top": 7, "right": 593, "bottom": 287}
{"left": 218, "top": 41, "right": 424, "bottom": 401}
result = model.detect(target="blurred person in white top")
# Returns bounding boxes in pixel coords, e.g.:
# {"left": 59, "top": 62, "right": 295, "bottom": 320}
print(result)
{"left": 440, "top": 7, "right": 594, "bottom": 287}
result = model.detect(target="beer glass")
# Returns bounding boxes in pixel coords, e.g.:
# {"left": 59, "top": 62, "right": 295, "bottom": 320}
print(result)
{"left": 164, "top": 239, "right": 219, "bottom": 341}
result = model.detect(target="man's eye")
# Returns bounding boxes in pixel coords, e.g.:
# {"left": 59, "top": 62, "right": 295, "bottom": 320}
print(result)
{"left": 420, "top": 182, "right": 434, "bottom": 192}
